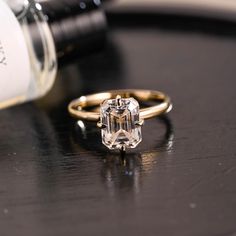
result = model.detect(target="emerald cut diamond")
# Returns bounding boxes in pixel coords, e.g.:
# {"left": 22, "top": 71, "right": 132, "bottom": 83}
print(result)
{"left": 99, "top": 97, "right": 142, "bottom": 150}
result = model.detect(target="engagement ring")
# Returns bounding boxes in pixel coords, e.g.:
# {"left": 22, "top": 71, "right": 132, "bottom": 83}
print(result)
{"left": 68, "top": 89, "right": 172, "bottom": 151}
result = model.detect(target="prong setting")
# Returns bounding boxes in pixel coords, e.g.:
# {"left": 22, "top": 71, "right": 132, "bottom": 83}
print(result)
{"left": 135, "top": 119, "right": 144, "bottom": 126}
{"left": 121, "top": 145, "right": 126, "bottom": 152}
{"left": 116, "top": 95, "right": 122, "bottom": 106}
{"left": 97, "top": 121, "right": 106, "bottom": 129}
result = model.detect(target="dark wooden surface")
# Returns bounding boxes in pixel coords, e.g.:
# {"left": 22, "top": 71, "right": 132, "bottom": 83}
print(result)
{"left": 1, "top": 14, "right": 236, "bottom": 236}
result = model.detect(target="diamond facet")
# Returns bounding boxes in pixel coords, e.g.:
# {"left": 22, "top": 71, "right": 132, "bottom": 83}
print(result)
{"left": 100, "top": 97, "right": 142, "bottom": 150}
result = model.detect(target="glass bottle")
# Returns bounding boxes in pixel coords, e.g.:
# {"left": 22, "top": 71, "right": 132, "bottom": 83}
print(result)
{"left": 0, "top": 0, "right": 106, "bottom": 109}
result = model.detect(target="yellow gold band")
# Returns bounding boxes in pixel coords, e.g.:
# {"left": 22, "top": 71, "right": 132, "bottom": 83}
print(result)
{"left": 68, "top": 89, "right": 172, "bottom": 121}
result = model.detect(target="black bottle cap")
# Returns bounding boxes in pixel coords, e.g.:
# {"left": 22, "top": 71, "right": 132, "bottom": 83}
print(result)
{"left": 39, "top": 0, "right": 107, "bottom": 63}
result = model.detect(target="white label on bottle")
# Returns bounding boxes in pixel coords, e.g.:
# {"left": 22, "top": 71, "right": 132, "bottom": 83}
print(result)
{"left": 0, "top": 0, "right": 31, "bottom": 102}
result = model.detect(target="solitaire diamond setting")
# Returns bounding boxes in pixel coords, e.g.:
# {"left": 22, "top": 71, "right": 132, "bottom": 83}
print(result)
{"left": 99, "top": 96, "right": 143, "bottom": 150}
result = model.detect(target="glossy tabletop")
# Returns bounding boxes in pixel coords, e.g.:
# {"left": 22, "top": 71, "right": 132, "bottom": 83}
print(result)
{"left": 0, "top": 14, "right": 236, "bottom": 236}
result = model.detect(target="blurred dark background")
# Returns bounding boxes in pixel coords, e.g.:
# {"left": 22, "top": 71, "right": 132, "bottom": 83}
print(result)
{"left": 0, "top": 1, "right": 236, "bottom": 235}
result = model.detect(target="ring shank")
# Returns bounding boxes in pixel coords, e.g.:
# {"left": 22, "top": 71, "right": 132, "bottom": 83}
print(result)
{"left": 68, "top": 89, "right": 172, "bottom": 121}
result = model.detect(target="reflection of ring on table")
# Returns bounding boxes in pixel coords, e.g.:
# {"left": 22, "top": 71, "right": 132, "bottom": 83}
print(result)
{"left": 68, "top": 89, "right": 172, "bottom": 151}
